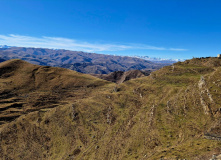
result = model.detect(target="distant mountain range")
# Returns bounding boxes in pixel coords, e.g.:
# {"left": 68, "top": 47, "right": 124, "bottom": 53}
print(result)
{"left": 132, "top": 55, "right": 184, "bottom": 63}
{"left": 0, "top": 46, "right": 174, "bottom": 74}
{"left": 0, "top": 45, "right": 183, "bottom": 62}
{"left": 0, "top": 45, "right": 13, "bottom": 49}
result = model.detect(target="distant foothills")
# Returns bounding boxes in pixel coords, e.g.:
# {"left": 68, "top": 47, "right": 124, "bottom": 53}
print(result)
{"left": 133, "top": 55, "right": 184, "bottom": 63}
{"left": 0, "top": 45, "right": 180, "bottom": 63}
{"left": 0, "top": 45, "right": 175, "bottom": 77}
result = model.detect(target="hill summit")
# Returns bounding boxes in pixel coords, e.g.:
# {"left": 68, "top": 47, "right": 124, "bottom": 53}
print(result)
{"left": 0, "top": 57, "right": 221, "bottom": 159}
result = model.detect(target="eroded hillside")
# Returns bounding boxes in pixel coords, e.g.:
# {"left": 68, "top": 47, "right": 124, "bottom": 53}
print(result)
{"left": 0, "top": 58, "right": 221, "bottom": 160}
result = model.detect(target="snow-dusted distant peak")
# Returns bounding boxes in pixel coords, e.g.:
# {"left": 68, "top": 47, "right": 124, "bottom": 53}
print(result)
{"left": 0, "top": 45, "right": 13, "bottom": 49}
{"left": 131, "top": 55, "right": 185, "bottom": 63}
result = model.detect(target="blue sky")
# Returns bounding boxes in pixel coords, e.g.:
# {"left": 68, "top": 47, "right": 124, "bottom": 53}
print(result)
{"left": 0, "top": 0, "right": 221, "bottom": 59}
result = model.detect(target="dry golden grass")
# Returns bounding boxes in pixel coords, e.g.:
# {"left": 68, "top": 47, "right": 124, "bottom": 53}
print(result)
{"left": 0, "top": 58, "right": 221, "bottom": 160}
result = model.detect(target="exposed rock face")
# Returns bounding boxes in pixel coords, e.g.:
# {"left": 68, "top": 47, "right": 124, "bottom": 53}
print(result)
{"left": 198, "top": 76, "right": 213, "bottom": 115}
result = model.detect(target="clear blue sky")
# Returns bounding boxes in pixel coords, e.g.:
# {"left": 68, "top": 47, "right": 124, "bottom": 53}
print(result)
{"left": 0, "top": 0, "right": 221, "bottom": 59}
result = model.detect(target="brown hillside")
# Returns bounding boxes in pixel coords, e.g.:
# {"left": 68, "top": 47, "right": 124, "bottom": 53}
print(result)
{"left": 92, "top": 70, "right": 151, "bottom": 84}
{"left": 0, "top": 57, "right": 221, "bottom": 160}
{"left": 0, "top": 59, "right": 112, "bottom": 126}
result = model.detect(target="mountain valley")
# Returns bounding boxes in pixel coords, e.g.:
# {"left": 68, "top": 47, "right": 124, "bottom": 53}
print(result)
{"left": 0, "top": 57, "right": 221, "bottom": 159}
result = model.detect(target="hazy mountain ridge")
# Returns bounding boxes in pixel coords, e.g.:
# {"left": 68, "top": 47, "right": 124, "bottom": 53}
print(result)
{"left": 0, "top": 46, "right": 172, "bottom": 74}
{"left": 0, "top": 58, "right": 5, "bottom": 63}
{"left": 132, "top": 55, "right": 184, "bottom": 63}
{"left": 0, "top": 45, "right": 13, "bottom": 49}
{"left": 0, "top": 58, "right": 221, "bottom": 159}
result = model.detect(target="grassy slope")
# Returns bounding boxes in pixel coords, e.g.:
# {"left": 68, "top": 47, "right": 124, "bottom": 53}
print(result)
{"left": 0, "top": 58, "right": 221, "bottom": 160}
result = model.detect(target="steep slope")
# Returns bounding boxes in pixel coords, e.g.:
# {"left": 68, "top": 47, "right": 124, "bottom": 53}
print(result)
{"left": 92, "top": 70, "right": 151, "bottom": 84}
{"left": 1, "top": 58, "right": 221, "bottom": 160}
{"left": 0, "top": 47, "right": 169, "bottom": 74}
{"left": 0, "top": 59, "right": 112, "bottom": 126}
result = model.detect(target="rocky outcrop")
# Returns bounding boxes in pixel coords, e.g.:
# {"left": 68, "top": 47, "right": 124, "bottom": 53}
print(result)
{"left": 198, "top": 76, "right": 213, "bottom": 115}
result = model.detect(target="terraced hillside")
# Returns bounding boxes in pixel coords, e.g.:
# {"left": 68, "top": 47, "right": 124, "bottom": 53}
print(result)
{"left": 0, "top": 59, "right": 112, "bottom": 126}
{"left": 0, "top": 58, "right": 221, "bottom": 160}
